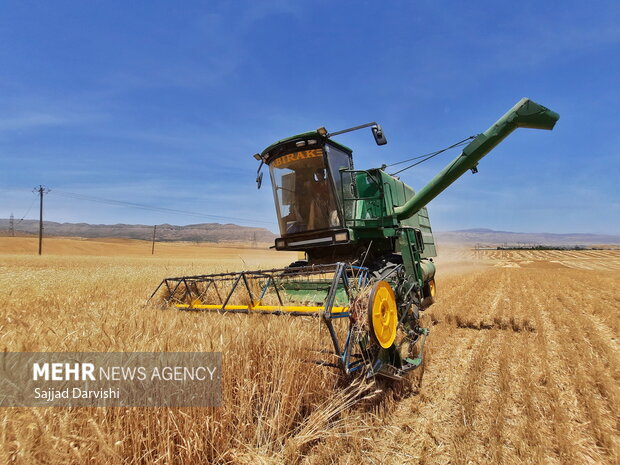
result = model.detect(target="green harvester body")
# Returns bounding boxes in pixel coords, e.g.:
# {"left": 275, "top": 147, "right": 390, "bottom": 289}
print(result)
{"left": 260, "top": 98, "right": 559, "bottom": 303}
{"left": 154, "top": 98, "right": 558, "bottom": 380}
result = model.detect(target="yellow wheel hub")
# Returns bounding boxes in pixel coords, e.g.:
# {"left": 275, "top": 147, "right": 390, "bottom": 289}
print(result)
{"left": 368, "top": 281, "right": 398, "bottom": 348}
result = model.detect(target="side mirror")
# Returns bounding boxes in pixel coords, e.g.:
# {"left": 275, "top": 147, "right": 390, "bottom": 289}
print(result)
{"left": 372, "top": 124, "right": 387, "bottom": 145}
{"left": 326, "top": 122, "right": 387, "bottom": 146}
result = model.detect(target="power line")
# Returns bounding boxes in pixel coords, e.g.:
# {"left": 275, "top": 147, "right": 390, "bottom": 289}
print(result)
{"left": 50, "top": 190, "right": 276, "bottom": 226}
{"left": 16, "top": 195, "right": 37, "bottom": 223}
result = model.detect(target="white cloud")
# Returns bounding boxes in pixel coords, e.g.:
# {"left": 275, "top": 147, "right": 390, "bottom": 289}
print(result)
{"left": 0, "top": 113, "right": 70, "bottom": 131}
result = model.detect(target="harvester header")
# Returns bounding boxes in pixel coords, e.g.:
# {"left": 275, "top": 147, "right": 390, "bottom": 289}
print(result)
{"left": 152, "top": 98, "right": 559, "bottom": 380}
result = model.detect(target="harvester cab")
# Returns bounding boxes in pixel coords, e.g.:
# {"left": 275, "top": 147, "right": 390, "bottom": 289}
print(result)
{"left": 152, "top": 98, "right": 559, "bottom": 380}
{"left": 258, "top": 124, "right": 438, "bottom": 268}
{"left": 261, "top": 133, "right": 353, "bottom": 244}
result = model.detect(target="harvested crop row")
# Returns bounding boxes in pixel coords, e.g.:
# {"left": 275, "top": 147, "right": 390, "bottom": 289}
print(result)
{"left": 0, "top": 249, "right": 618, "bottom": 464}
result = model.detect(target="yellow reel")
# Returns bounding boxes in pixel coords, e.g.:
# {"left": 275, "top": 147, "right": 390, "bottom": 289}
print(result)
{"left": 368, "top": 281, "right": 398, "bottom": 349}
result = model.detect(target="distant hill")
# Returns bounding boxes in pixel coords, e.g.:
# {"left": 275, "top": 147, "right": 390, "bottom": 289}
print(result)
{"left": 0, "top": 219, "right": 276, "bottom": 243}
{"left": 1, "top": 220, "right": 617, "bottom": 246}
{"left": 435, "top": 228, "right": 620, "bottom": 246}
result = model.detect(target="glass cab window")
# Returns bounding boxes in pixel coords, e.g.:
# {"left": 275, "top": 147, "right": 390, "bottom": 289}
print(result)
{"left": 325, "top": 143, "right": 353, "bottom": 205}
{"left": 269, "top": 147, "right": 343, "bottom": 235}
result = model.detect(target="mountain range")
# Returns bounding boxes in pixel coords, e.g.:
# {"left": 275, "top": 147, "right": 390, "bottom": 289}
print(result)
{"left": 434, "top": 228, "right": 620, "bottom": 246}
{"left": 0, "top": 220, "right": 618, "bottom": 246}
{"left": 0, "top": 219, "right": 276, "bottom": 243}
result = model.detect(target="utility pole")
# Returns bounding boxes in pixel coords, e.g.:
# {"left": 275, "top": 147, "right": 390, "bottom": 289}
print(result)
{"left": 33, "top": 185, "right": 50, "bottom": 255}
{"left": 9, "top": 213, "right": 14, "bottom": 237}
{"left": 151, "top": 225, "right": 157, "bottom": 255}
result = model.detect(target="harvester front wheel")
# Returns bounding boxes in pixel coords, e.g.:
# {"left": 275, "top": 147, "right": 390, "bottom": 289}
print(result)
{"left": 368, "top": 281, "right": 398, "bottom": 349}
{"left": 421, "top": 278, "right": 436, "bottom": 309}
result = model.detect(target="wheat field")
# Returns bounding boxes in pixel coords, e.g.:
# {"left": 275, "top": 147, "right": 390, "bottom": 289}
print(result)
{"left": 0, "top": 237, "right": 618, "bottom": 464}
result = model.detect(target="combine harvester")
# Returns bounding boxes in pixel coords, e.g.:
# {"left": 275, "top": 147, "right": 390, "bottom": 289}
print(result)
{"left": 151, "top": 98, "right": 558, "bottom": 380}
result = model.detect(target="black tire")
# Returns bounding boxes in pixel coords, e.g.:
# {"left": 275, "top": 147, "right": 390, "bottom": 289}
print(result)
{"left": 286, "top": 260, "right": 309, "bottom": 268}
{"left": 281, "top": 260, "right": 309, "bottom": 276}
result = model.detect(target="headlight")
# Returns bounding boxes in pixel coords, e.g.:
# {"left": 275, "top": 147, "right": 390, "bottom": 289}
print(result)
{"left": 334, "top": 231, "right": 349, "bottom": 242}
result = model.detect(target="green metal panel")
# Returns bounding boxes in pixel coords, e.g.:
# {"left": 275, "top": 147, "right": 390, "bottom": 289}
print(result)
{"left": 341, "top": 169, "right": 395, "bottom": 230}
{"left": 396, "top": 227, "right": 424, "bottom": 287}
{"left": 281, "top": 280, "right": 349, "bottom": 305}
{"left": 415, "top": 208, "right": 437, "bottom": 258}
{"left": 355, "top": 171, "right": 386, "bottom": 219}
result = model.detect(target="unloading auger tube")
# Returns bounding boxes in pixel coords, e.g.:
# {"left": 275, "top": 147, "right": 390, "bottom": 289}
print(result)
{"left": 151, "top": 98, "right": 559, "bottom": 381}
{"left": 395, "top": 98, "right": 559, "bottom": 220}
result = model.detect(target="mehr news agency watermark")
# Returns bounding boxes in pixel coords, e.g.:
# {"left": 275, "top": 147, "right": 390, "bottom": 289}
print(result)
{"left": 0, "top": 352, "right": 221, "bottom": 407}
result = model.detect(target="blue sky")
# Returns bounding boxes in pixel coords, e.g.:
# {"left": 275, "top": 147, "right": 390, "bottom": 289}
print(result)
{"left": 1, "top": 0, "right": 618, "bottom": 234}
